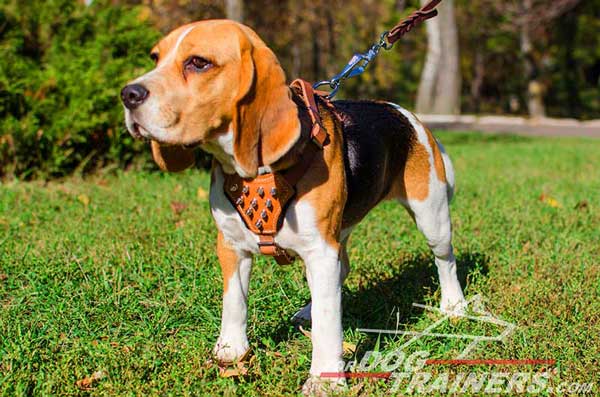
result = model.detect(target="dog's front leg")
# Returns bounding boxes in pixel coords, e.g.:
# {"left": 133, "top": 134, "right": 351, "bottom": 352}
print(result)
{"left": 302, "top": 245, "right": 346, "bottom": 395}
{"left": 213, "top": 232, "right": 252, "bottom": 364}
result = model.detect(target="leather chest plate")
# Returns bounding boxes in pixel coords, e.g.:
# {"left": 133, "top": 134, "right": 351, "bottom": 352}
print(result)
{"left": 224, "top": 172, "right": 296, "bottom": 235}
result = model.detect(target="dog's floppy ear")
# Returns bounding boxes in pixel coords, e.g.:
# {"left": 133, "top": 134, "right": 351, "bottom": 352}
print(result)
{"left": 232, "top": 41, "right": 300, "bottom": 178}
{"left": 151, "top": 141, "right": 195, "bottom": 172}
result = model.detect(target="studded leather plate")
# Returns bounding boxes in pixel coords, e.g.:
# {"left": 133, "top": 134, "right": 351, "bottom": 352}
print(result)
{"left": 224, "top": 172, "right": 296, "bottom": 235}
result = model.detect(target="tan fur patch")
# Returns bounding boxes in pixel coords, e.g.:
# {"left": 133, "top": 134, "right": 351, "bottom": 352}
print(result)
{"left": 402, "top": 141, "right": 431, "bottom": 201}
{"left": 300, "top": 108, "right": 346, "bottom": 249}
{"left": 425, "top": 128, "right": 447, "bottom": 183}
{"left": 217, "top": 231, "right": 238, "bottom": 294}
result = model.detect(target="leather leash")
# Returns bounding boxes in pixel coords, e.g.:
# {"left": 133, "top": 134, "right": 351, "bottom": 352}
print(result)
{"left": 224, "top": 79, "right": 328, "bottom": 265}
{"left": 387, "top": 0, "right": 443, "bottom": 44}
{"left": 314, "top": 0, "right": 444, "bottom": 98}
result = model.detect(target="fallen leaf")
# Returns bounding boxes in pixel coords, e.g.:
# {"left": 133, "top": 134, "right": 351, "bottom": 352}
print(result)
{"left": 0, "top": 274, "right": 7, "bottom": 281}
{"left": 77, "top": 194, "right": 90, "bottom": 207}
{"left": 574, "top": 200, "right": 589, "bottom": 211}
{"left": 75, "top": 370, "right": 107, "bottom": 389}
{"left": 175, "top": 220, "right": 185, "bottom": 229}
{"left": 539, "top": 193, "right": 561, "bottom": 208}
{"left": 215, "top": 350, "right": 254, "bottom": 378}
{"left": 170, "top": 201, "right": 188, "bottom": 215}
{"left": 219, "top": 362, "right": 249, "bottom": 378}
{"left": 197, "top": 187, "right": 208, "bottom": 200}
{"left": 343, "top": 341, "right": 357, "bottom": 354}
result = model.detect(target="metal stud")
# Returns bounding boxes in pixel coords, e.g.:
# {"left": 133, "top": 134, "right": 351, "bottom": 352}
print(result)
{"left": 250, "top": 198, "right": 258, "bottom": 209}
{"left": 255, "top": 220, "right": 263, "bottom": 229}
{"left": 270, "top": 187, "right": 277, "bottom": 197}
{"left": 265, "top": 199, "right": 273, "bottom": 210}
{"left": 245, "top": 208, "right": 253, "bottom": 217}
{"left": 235, "top": 197, "right": 244, "bottom": 206}
{"left": 261, "top": 210, "right": 268, "bottom": 220}
{"left": 242, "top": 185, "right": 249, "bottom": 194}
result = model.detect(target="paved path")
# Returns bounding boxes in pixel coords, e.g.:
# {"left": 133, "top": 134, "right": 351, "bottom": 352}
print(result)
{"left": 418, "top": 115, "right": 600, "bottom": 138}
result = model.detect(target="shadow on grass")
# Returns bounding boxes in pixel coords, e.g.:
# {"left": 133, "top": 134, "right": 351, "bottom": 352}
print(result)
{"left": 343, "top": 252, "right": 489, "bottom": 329}
{"left": 343, "top": 251, "right": 489, "bottom": 358}
{"left": 268, "top": 251, "right": 489, "bottom": 348}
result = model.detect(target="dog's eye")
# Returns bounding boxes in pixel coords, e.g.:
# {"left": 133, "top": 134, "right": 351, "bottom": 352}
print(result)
{"left": 185, "top": 56, "right": 213, "bottom": 72}
{"left": 150, "top": 52, "right": 159, "bottom": 63}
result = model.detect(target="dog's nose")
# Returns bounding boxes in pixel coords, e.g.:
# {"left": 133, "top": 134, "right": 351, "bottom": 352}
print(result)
{"left": 121, "top": 84, "right": 149, "bottom": 109}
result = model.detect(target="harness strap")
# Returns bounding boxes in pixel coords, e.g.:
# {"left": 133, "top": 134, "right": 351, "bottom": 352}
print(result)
{"left": 223, "top": 79, "right": 329, "bottom": 265}
{"left": 258, "top": 235, "right": 296, "bottom": 265}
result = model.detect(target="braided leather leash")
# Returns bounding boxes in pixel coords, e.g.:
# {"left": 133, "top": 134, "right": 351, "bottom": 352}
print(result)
{"left": 387, "top": 0, "right": 443, "bottom": 44}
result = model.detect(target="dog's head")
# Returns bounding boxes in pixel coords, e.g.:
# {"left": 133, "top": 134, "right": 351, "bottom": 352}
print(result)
{"left": 121, "top": 20, "right": 300, "bottom": 177}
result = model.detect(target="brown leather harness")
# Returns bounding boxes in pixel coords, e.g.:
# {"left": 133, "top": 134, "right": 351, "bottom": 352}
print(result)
{"left": 223, "top": 79, "right": 329, "bottom": 265}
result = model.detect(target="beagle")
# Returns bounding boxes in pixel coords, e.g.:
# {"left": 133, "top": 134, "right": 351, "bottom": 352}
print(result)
{"left": 121, "top": 20, "right": 466, "bottom": 394}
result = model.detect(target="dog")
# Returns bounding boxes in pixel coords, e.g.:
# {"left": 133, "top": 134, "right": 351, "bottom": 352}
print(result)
{"left": 121, "top": 19, "right": 466, "bottom": 394}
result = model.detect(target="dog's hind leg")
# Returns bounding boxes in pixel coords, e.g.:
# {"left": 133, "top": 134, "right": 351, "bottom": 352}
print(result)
{"left": 402, "top": 190, "right": 466, "bottom": 314}
{"left": 388, "top": 107, "right": 466, "bottom": 313}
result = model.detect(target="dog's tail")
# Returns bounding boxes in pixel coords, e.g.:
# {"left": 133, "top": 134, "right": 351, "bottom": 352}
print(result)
{"left": 437, "top": 140, "right": 455, "bottom": 202}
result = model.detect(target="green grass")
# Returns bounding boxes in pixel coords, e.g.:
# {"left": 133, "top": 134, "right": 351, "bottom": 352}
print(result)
{"left": 0, "top": 131, "right": 598, "bottom": 396}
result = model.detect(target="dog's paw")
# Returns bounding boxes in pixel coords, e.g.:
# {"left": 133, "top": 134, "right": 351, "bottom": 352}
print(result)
{"left": 291, "top": 302, "right": 312, "bottom": 325}
{"left": 302, "top": 375, "right": 346, "bottom": 397}
{"left": 440, "top": 297, "right": 468, "bottom": 316}
{"left": 213, "top": 338, "right": 250, "bottom": 365}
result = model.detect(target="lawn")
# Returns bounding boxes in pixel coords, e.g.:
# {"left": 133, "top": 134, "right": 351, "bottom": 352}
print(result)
{"left": 0, "top": 131, "right": 598, "bottom": 396}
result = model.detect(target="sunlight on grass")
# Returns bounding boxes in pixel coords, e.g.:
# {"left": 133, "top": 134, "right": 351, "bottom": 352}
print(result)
{"left": 1, "top": 132, "right": 598, "bottom": 395}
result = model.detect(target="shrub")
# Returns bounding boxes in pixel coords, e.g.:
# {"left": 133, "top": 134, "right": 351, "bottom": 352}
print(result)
{"left": 0, "top": 0, "right": 161, "bottom": 179}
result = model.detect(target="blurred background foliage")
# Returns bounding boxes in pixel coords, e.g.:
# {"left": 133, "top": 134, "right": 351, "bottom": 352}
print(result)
{"left": 0, "top": 0, "right": 598, "bottom": 179}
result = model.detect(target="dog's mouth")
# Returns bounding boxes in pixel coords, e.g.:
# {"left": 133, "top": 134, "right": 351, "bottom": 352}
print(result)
{"left": 130, "top": 122, "right": 148, "bottom": 140}
{"left": 128, "top": 118, "right": 203, "bottom": 148}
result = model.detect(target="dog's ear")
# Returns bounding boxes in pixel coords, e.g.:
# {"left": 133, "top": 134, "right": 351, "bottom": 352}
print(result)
{"left": 232, "top": 43, "right": 300, "bottom": 178}
{"left": 151, "top": 141, "right": 195, "bottom": 172}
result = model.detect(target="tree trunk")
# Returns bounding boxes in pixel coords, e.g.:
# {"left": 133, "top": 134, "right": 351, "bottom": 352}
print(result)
{"left": 416, "top": 0, "right": 461, "bottom": 115}
{"left": 416, "top": 0, "right": 441, "bottom": 114}
{"left": 520, "top": 0, "right": 545, "bottom": 118}
{"left": 225, "top": 0, "right": 244, "bottom": 22}
{"left": 432, "top": 0, "right": 461, "bottom": 114}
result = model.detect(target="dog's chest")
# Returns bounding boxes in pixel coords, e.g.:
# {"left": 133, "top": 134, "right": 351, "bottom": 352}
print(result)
{"left": 209, "top": 167, "right": 326, "bottom": 257}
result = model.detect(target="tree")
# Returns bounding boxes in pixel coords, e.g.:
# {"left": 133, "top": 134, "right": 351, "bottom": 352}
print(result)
{"left": 225, "top": 0, "right": 243, "bottom": 22}
{"left": 484, "top": 0, "right": 581, "bottom": 118}
{"left": 416, "top": 0, "right": 461, "bottom": 115}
